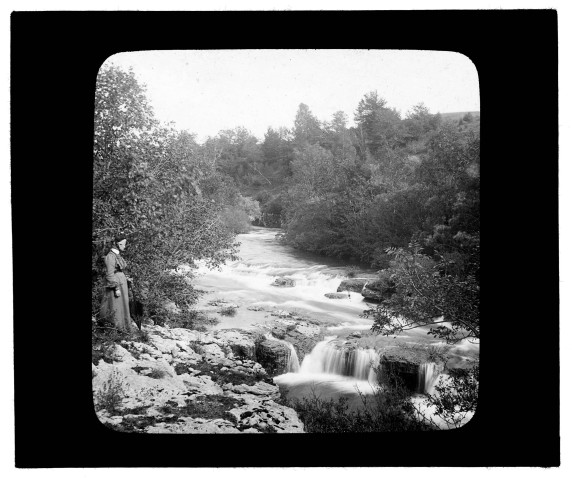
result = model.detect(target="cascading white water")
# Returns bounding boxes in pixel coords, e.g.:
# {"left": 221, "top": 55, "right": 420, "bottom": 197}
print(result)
{"left": 299, "top": 338, "right": 379, "bottom": 384}
{"left": 286, "top": 343, "right": 301, "bottom": 373}
{"left": 417, "top": 362, "right": 439, "bottom": 394}
{"left": 192, "top": 228, "right": 378, "bottom": 330}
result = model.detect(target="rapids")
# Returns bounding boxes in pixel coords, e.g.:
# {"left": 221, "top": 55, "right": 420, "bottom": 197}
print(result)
{"left": 193, "top": 227, "right": 378, "bottom": 331}
{"left": 192, "top": 226, "right": 478, "bottom": 420}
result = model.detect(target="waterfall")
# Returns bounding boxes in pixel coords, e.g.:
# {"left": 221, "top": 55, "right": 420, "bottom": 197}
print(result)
{"left": 418, "top": 362, "right": 439, "bottom": 394}
{"left": 299, "top": 339, "right": 379, "bottom": 383}
{"left": 265, "top": 334, "right": 300, "bottom": 373}
{"left": 286, "top": 343, "right": 300, "bottom": 373}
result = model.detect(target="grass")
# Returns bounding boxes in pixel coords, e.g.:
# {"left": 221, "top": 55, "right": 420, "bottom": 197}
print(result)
{"left": 94, "top": 368, "right": 125, "bottom": 416}
{"left": 189, "top": 340, "right": 206, "bottom": 355}
{"left": 145, "top": 368, "right": 168, "bottom": 379}
{"left": 113, "top": 395, "right": 247, "bottom": 433}
{"left": 219, "top": 306, "right": 237, "bottom": 317}
{"left": 166, "top": 310, "right": 221, "bottom": 329}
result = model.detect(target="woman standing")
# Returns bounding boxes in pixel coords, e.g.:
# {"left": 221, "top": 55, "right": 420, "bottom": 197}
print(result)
{"left": 100, "top": 234, "right": 133, "bottom": 332}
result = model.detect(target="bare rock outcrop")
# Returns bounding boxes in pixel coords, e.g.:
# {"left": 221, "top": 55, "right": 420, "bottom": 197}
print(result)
{"left": 92, "top": 324, "right": 304, "bottom": 433}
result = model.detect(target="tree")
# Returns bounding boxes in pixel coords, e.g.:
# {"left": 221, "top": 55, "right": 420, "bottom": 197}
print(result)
{"left": 293, "top": 103, "right": 323, "bottom": 147}
{"left": 261, "top": 127, "right": 294, "bottom": 180}
{"left": 403, "top": 102, "right": 441, "bottom": 142}
{"left": 92, "top": 65, "right": 239, "bottom": 322}
{"left": 354, "top": 91, "right": 402, "bottom": 160}
{"left": 415, "top": 123, "right": 480, "bottom": 237}
{"left": 322, "top": 111, "right": 357, "bottom": 167}
{"left": 462, "top": 112, "right": 474, "bottom": 123}
{"left": 207, "top": 127, "right": 262, "bottom": 182}
{"left": 364, "top": 241, "right": 479, "bottom": 344}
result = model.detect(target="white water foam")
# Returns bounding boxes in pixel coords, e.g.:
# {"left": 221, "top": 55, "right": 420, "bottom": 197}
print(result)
{"left": 264, "top": 333, "right": 301, "bottom": 373}
{"left": 417, "top": 362, "right": 441, "bottom": 394}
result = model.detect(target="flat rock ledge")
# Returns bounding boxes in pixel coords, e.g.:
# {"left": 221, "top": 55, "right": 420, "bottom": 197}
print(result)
{"left": 93, "top": 324, "right": 303, "bottom": 433}
{"left": 255, "top": 314, "right": 326, "bottom": 361}
{"left": 336, "top": 278, "right": 372, "bottom": 293}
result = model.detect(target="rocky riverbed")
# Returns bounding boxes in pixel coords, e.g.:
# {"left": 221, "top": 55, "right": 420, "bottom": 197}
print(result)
{"left": 92, "top": 304, "right": 479, "bottom": 433}
{"left": 92, "top": 312, "right": 327, "bottom": 433}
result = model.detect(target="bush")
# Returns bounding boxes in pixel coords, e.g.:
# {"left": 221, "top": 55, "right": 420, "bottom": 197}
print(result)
{"left": 345, "top": 266, "right": 360, "bottom": 278}
{"left": 94, "top": 368, "right": 125, "bottom": 415}
{"left": 219, "top": 206, "right": 252, "bottom": 234}
{"left": 219, "top": 306, "right": 237, "bottom": 316}
{"left": 144, "top": 368, "right": 168, "bottom": 379}
{"left": 421, "top": 364, "right": 479, "bottom": 429}
{"left": 92, "top": 65, "right": 239, "bottom": 336}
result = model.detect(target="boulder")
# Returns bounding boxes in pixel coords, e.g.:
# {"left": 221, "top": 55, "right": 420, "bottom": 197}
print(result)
{"left": 337, "top": 278, "right": 371, "bottom": 293}
{"left": 255, "top": 339, "right": 291, "bottom": 376}
{"left": 361, "top": 272, "right": 396, "bottom": 302}
{"left": 271, "top": 277, "right": 296, "bottom": 288}
{"left": 265, "top": 318, "right": 324, "bottom": 360}
{"left": 227, "top": 396, "right": 304, "bottom": 433}
{"left": 379, "top": 348, "right": 444, "bottom": 393}
{"left": 214, "top": 329, "right": 257, "bottom": 360}
{"left": 324, "top": 292, "right": 350, "bottom": 299}
{"left": 346, "top": 331, "right": 363, "bottom": 340}
{"left": 92, "top": 323, "right": 306, "bottom": 434}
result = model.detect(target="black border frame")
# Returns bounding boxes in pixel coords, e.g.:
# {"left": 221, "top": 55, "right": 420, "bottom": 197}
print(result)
{"left": 11, "top": 10, "right": 559, "bottom": 467}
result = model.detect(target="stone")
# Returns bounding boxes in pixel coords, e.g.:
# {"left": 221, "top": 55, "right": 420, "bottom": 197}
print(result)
{"left": 346, "top": 331, "right": 363, "bottom": 339}
{"left": 324, "top": 292, "right": 350, "bottom": 299}
{"left": 270, "top": 277, "right": 296, "bottom": 288}
{"left": 227, "top": 382, "right": 278, "bottom": 396}
{"left": 201, "top": 343, "right": 226, "bottom": 357}
{"left": 226, "top": 396, "right": 304, "bottom": 433}
{"left": 337, "top": 278, "right": 371, "bottom": 293}
{"left": 92, "top": 318, "right": 306, "bottom": 434}
{"left": 247, "top": 305, "right": 265, "bottom": 311}
{"left": 214, "top": 330, "right": 257, "bottom": 360}
{"left": 263, "top": 318, "right": 324, "bottom": 360}
{"left": 255, "top": 339, "right": 291, "bottom": 376}
{"left": 378, "top": 348, "right": 444, "bottom": 393}
{"left": 146, "top": 417, "right": 240, "bottom": 434}
{"left": 361, "top": 273, "right": 396, "bottom": 302}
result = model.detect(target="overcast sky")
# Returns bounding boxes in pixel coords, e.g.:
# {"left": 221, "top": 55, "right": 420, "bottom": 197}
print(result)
{"left": 105, "top": 50, "right": 480, "bottom": 143}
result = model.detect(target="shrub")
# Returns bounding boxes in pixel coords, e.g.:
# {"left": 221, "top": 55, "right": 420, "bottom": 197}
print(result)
{"left": 345, "top": 266, "right": 360, "bottom": 278}
{"left": 189, "top": 340, "right": 206, "bottom": 355}
{"left": 219, "top": 306, "right": 237, "bottom": 317}
{"left": 94, "top": 368, "right": 125, "bottom": 415}
{"left": 144, "top": 368, "right": 168, "bottom": 379}
{"left": 420, "top": 364, "right": 479, "bottom": 429}
{"left": 219, "top": 206, "right": 252, "bottom": 234}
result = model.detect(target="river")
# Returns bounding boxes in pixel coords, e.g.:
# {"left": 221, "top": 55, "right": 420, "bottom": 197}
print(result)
{"left": 193, "top": 226, "right": 479, "bottom": 419}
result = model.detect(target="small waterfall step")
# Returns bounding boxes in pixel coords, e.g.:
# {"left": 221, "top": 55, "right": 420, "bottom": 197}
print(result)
{"left": 264, "top": 334, "right": 300, "bottom": 373}
{"left": 299, "top": 338, "right": 380, "bottom": 384}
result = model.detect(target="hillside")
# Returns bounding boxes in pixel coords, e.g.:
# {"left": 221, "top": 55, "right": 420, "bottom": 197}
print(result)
{"left": 439, "top": 111, "right": 480, "bottom": 122}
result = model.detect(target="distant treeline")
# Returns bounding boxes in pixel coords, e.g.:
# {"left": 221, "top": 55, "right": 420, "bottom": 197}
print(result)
{"left": 207, "top": 92, "right": 479, "bottom": 270}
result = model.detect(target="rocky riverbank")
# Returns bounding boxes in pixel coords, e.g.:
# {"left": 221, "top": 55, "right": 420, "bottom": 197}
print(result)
{"left": 92, "top": 312, "right": 327, "bottom": 433}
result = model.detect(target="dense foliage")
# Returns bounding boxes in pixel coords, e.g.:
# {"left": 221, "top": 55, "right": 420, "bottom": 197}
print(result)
{"left": 92, "top": 67, "right": 480, "bottom": 431}
{"left": 92, "top": 66, "right": 253, "bottom": 324}
{"left": 195, "top": 91, "right": 479, "bottom": 342}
